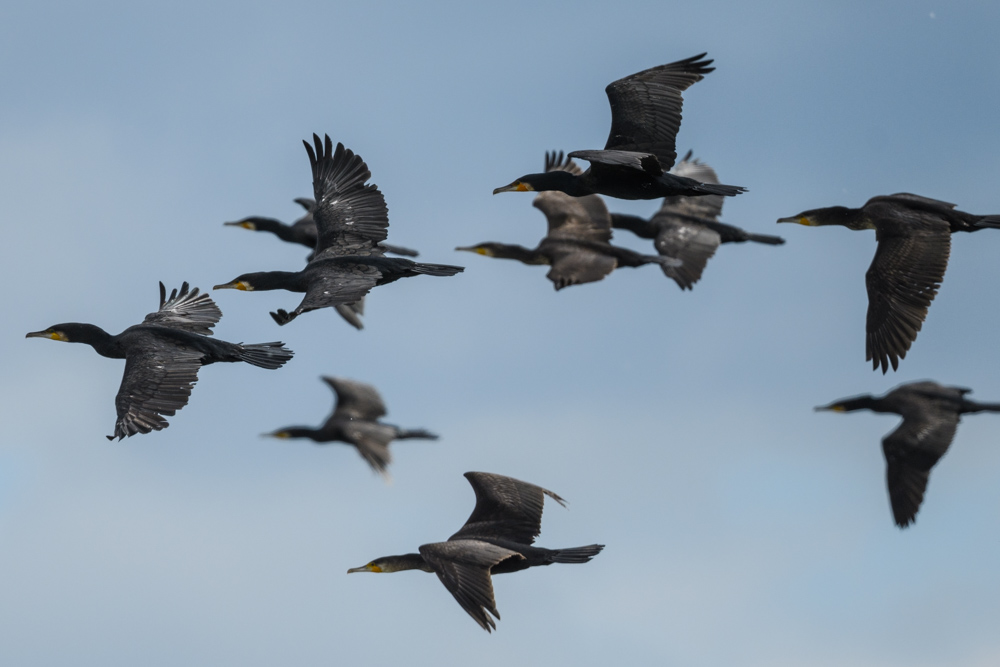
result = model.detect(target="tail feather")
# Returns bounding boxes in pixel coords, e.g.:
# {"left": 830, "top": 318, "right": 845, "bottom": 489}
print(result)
{"left": 395, "top": 428, "right": 438, "bottom": 440}
{"left": 960, "top": 400, "right": 1000, "bottom": 414}
{"left": 976, "top": 215, "right": 1000, "bottom": 228}
{"left": 745, "top": 232, "right": 786, "bottom": 245}
{"left": 551, "top": 544, "right": 605, "bottom": 564}
{"left": 411, "top": 262, "right": 465, "bottom": 277}
{"left": 697, "top": 182, "right": 747, "bottom": 197}
{"left": 238, "top": 342, "right": 294, "bottom": 369}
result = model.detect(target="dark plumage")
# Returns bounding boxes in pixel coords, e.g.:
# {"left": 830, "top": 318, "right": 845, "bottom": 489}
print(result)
{"left": 494, "top": 54, "right": 746, "bottom": 201}
{"left": 461, "top": 152, "right": 680, "bottom": 289}
{"left": 215, "top": 135, "right": 463, "bottom": 327}
{"left": 263, "top": 376, "right": 437, "bottom": 477}
{"left": 348, "top": 472, "right": 603, "bottom": 632}
{"left": 816, "top": 381, "right": 1000, "bottom": 528}
{"left": 612, "top": 151, "right": 784, "bottom": 289}
{"left": 26, "top": 282, "right": 293, "bottom": 440}
{"left": 779, "top": 193, "right": 1000, "bottom": 372}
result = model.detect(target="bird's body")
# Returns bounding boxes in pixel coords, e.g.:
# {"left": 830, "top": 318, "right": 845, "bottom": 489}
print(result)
{"left": 462, "top": 152, "right": 680, "bottom": 289}
{"left": 817, "top": 381, "right": 1000, "bottom": 527}
{"left": 26, "top": 283, "right": 293, "bottom": 440}
{"left": 779, "top": 193, "right": 1000, "bottom": 372}
{"left": 264, "top": 376, "right": 437, "bottom": 477}
{"left": 216, "top": 135, "right": 462, "bottom": 326}
{"left": 348, "top": 471, "right": 604, "bottom": 631}
{"left": 494, "top": 54, "right": 746, "bottom": 201}
{"left": 612, "top": 152, "right": 784, "bottom": 289}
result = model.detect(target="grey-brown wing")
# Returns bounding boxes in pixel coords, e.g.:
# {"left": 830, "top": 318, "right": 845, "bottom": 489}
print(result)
{"left": 142, "top": 282, "right": 222, "bottom": 336}
{"left": 881, "top": 405, "right": 959, "bottom": 527}
{"left": 546, "top": 244, "right": 617, "bottom": 290}
{"left": 865, "top": 216, "right": 951, "bottom": 373}
{"left": 341, "top": 421, "right": 396, "bottom": 477}
{"left": 322, "top": 376, "right": 388, "bottom": 421}
{"left": 303, "top": 134, "right": 388, "bottom": 258}
{"left": 533, "top": 191, "right": 612, "bottom": 244}
{"left": 111, "top": 344, "right": 203, "bottom": 440}
{"left": 602, "top": 53, "right": 715, "bottom": 171}
{"left": 658, "top": 154, "right": 725, "bottom": 221}
{"left": 654, "top": 220, "right": 721, "bottom": 290}
{"left": 449, "top": 472, "right": 567, "bottom": 544}
{"left": 419, "top": 540, "right": 524, "bottom": 632}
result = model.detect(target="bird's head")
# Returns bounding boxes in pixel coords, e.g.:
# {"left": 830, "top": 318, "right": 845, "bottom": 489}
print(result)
{"left": 778, "top": 206, "right": 867, "bottom": 229}
{"left": 455, "top": 243, "right": 503, "bottom": 257}
{"left": 494, "top": 171, "right": 580, "bottom": 195}
{"left": 347, "top": 554, "right": 430, "bottom": 574}
{"left": 814, "top": 395, "right": 877, "bottom": 413}
{"left": 213, "top": 273, "right": 260, "bottom": 291}
{"left": 25, "top": 323, "right": 104, "bottom": 344}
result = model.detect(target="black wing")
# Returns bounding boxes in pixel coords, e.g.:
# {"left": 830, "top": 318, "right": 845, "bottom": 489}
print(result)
{"left": 322, "top": 376, "right": 387, "bottom": 421}
{"left": 287, "top": 261, "right": 382, "bottom": 319}
{"left": 449, "top": 472, "right": 567, "bottom": 544}
{"left": 419, "top": 540, "right": 524, "bottom": 632}
{"left": 110, "top": 343, "right": 203, "bottom": 440}
{"left": 654, "top": 221, "right": 721, "bottom": 290}
{"left": 865, "top": 212, "right": 951, "bottom": 373}
{"left": 142, "top": 282, "right": 222, "bottom": 336}
{"left": 881, "top": 403, "right": 959, "bottom": 527}
{"left": 602, "top": 53, "right": 716, "bottom": 171}
{"left": 303, "top": 134, "right": 389, "bottom": 259}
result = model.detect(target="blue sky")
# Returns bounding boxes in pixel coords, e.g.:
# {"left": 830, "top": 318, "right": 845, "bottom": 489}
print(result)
{"left": 2, "top": 1, "right": 1000, "bottom": 665}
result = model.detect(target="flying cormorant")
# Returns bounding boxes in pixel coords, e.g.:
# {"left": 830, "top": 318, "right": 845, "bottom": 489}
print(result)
{"left": 262, "top": 376, "right": 437, "bottom": 477}
{"left": 348, "top": 472, "right": 604, "bottom": 631}
{"left": 26, "top": 282, "right": 293, "bottom": 440}
{"left": 779, "top": 193, "right": 1000, "bottom": 372}
{"left": 611, "top": 151, "right": 784, "bottom": 289}
{"left": 816, "top": 381, "right": 1000, "bottom": 528}
{"left": 215, "top": 135, "right": 463, "bottom": 326}
{"left": 494, "top": 54, "right": 745, "bottom": 201}
{"left": 461, "top": 152, "right": 680, "bottom": 289}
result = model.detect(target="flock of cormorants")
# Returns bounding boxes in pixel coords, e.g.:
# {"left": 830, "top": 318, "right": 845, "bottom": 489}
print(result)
{"left": 25, "top": 53, "right": 1000, "bottom": 631}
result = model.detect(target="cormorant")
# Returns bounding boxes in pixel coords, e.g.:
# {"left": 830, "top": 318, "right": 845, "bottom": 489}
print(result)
{"left": 215, "top": 135, "right": 463, "bottom": 326}
{"left": 611, "top": 151, "right": 784, "bottom": 289}
{"left": 224, "top": 197, "right": 420, "bottom": 257}
{"left": 493, "top": 53, "right": 746, "bottom": 201}
{"left": 779, "top": 193, "right": 1000, "bottom": 372}
{"left": 262, "top": 376, "right": 437, "bottom": 477}
{"left": 461, "top": 152, "right": 681, "bottom": 289}
{"left": 348, "top": 472, "right": 604, "bottom": 631}
{"left": 26, "top": 282, "right": 293, "bottom": 440}
{"left": 816, "top": 381, "right": 1000, "bottom": 528}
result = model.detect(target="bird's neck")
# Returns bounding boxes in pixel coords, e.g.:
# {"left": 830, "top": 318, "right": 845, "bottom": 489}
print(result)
{"left": 381, "top": 553, "right": 434, "bottom": 573}
{"left": 610, "top": 213, "right": 657, "bottom": 239}
{"left": 840, "top": 396, "right": 888, "bottom": 413}
{"left": 532, "top": 170, "right": 592, "bottom": 197}
{"left": 255, "top": 271, "right": 308, "bottom": 292}
{"left": 71, "top": 324, "right": 121, "bottom": 358}
{"left": 488, "top": 244, "right": 548, "bottom": 265}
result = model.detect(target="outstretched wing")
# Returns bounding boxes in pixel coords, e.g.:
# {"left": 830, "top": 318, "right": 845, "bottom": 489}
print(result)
{"left": 659, "top": 152, "right": 725, "bottom": 221}
{"left": 419, "top": 540, "right": 524, "bottom": 632}
{"left": 449, "top": 471, "right": 567, "bottom": 544}
{"left": 602, "top": 53, "right": 716, "bottom": 171}
{"left": 322, "top": 376, "right": 387, "bottom": 421}
{"left": 110, "top": 342, "right": 203, "bottom": 440}
{"left": 654, "top": 221, "right": 721, "bottom": 290}
{"left": 303, "top": 134, "right": 389, "bottom": 259}
{"left": 865, "top": 211, "right": 951, "bottom": 373}
{"left": 881, "top": 403, "right": 959, "bottom": 527}
{"left": 142, "top": 282, "right": 222, "bottom": 335}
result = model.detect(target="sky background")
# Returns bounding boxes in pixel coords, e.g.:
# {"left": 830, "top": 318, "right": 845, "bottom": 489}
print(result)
{"left": 2, "top": 1, "right": 1000, "bottom": 665}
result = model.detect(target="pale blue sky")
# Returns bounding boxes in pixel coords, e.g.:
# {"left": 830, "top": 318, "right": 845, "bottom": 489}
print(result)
{"left": 2, "top": 2, "right": 1000, "bottom": 665}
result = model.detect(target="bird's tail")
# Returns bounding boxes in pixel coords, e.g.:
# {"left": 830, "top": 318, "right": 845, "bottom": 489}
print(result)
{"left": 238, "top": 342, "right": 294, "bottom": 369}
{"left": 975, "top": 215, "right": 1000, "bottom": 229}
{"left": 550, "top": 544, "right": 605, "bottom": 564}
{"left": 695, "top": 182, "right": 747, "bottom": 197}
{"left": 410, "top": 262, "right": 465, "bottom": 277}
{"left": 960, "top": 400, "right": 1000, "bottom": 414}
{"left": 394, "top": 428, "right": 439, "bottom": 440}
{"left": 744, "top": 232, "right": 786, "bottom": 245}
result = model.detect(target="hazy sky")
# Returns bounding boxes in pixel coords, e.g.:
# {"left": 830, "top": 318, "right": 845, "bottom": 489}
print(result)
{"left": 2, "top": 2, "right": 1000, "bottom": 665}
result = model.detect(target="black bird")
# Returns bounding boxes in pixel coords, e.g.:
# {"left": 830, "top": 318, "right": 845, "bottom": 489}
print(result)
{"left": 611, "top": 151, "right": 784, "bottom": 289}
{"left": 779, "top": 193, "right": 1000, "bottom": 372}
{"left": 26, "top": 282, "right": 293, "bottom": 440}
{"left": 262, "top": 376, "right": 437, "bottom": 477}
{"left": 816, "top": 381, "right": 1000, "bottom": 528}
{"left": 224, "top": 197, "right": 420, "bottom": 258}
{"left": 215, "top": 135, "right": 463, "bottom": 326}
{"left": 494, "top": 53, "right": 745, "bottom": 201}
{"left": 348, "top": 472, "right": 604, "bottom": 631}
{"left": 461, "top": 152, "right": 680, "bottom": 289}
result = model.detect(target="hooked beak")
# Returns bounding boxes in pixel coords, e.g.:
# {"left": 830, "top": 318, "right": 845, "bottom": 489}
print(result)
{"left": 224, "top": 221, "right": 256, "bottom": 230}
{"left": 26, "top": 330, "right": 66, "bottom": 341}
{"left": 777, "top": 215, "right": 817, "bottom": 226}
{"left": 493, "top": 181, "right": 531, "bottom": 195}
{"left": 814, "top": 403, "right": 846, "bottom": 412}
{"left": 213, "top": 281, "right": 251, "bottom": 291}
{"left": 347, "top": 564, "right": 378, "bottom": 574}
